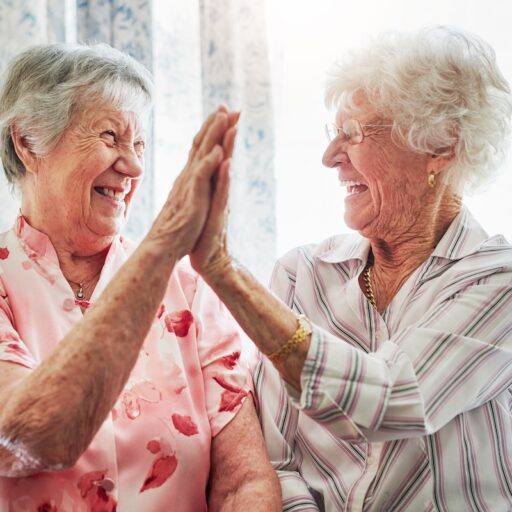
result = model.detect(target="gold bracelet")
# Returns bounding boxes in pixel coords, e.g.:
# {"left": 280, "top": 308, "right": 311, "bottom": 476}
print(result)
{"left": 268, "top": 315, "right": 312, "bottom": 362}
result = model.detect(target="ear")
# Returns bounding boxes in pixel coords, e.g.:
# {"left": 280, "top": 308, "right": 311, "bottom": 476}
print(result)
{"left": 427, "top": 148, "right": 455, "bottom": 178}
{"left": 10, "top": 125, "right": 39, "bottom": 175}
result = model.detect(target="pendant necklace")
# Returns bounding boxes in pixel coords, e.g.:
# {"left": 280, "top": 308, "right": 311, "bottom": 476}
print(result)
{"left": 76, "top": 283, "right": 85, "bottom": 300}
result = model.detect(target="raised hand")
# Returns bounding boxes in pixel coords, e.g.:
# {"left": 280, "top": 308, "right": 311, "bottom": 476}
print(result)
{"left": 146, "top": 108, "right": 231, "bottom": 259}
{"left": 190, "top": 110, "right": 239, "bottom": 281}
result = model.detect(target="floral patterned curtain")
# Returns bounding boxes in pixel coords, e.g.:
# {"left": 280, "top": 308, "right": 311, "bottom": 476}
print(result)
{"left": 0, "top": 0, "right": 76, "bottom": 232}
{"left": 0, "top": 0, "right": 275, "bottom": 282}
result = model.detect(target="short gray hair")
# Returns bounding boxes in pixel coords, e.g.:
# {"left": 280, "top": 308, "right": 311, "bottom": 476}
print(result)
{"left": 0, "top": 43, "right": 154, "bottom": 184}
{"left": 325, "top": 26, "right": 512, "bottom": 193}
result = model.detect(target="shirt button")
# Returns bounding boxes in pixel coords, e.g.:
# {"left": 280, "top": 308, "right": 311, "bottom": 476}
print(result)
{"left": 95, "top": 477, "right": 115, "bottom": 492}
{"left": 62, "top": 298, "right": 75, "bottom": 311}
{"left": 367, "top": 456, "right": 375, "bottom": 465}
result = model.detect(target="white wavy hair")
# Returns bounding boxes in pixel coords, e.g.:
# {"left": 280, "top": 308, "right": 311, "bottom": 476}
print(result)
{"left": 325, "top": 26, "right": 512, "bottom": 194}
{"left": 0, "top": 43, "right": 154, "bottom": 185}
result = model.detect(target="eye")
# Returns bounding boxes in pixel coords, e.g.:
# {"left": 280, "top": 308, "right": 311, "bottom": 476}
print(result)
{"left": 134, "top": 139, "right": 146, "bottom": 158}
{"left": 101, "top": 130, "right": 117, "bottom": 146}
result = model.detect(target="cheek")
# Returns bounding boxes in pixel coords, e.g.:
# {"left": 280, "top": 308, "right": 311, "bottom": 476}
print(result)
{"left": 350, "top": 145, "right": 391, "bottom": 193}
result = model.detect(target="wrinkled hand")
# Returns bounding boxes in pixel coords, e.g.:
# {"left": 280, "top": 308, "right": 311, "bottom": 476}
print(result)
{"left": 190, "top": 110, "right": 239, "bottom": 281}
{"left": 147, "top": 108, "right": 234, "bottom": 259}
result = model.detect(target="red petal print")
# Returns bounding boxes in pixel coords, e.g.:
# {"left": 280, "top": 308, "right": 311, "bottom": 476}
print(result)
{"left": 74, "top": 298, "right": 91, "bottom": 309}
{"left": 164, "top": 310, "right": 193, "bottom": 337}
{"left": 4, "top": 342, "right": 29, "bottom": 357}
{"left": 0, "top": 247, "right": 9, "bottom": 260}
{"left": 90, "top": 487, "right": 117, "bottom": 512}
{"left": 219, "top": 389, "right": 247, "bottom": 412}
{"left": 213, "top": 375, "right": 244, "bottom": 393}
{"left": 122, "top": 381, "right": 162, "bottom": 420}
{"left": 122, "top": 392, "right": 141, "bottom": 420}
{"left": 146, "top": 439, "right": 161, "bottom": 454}
{"left": 78, "top": 470, "right": 107, "bottom": 498}
{"left": 0, "top": 331, "right": 21, "bottom": 342}
{"left": 157, "top": 304, "right": 166, "bottom": 319}
{"left": 140, "top": 454, "right": 178, "bottom": 493}
{"left": 171, "top": 414, "right": 199, "bottom": 436}
{"left": 62, "top": 298, "right": 75, "bottom": 311}
{"left": 78, "top": 471, "right": 117, "bottom": 511}
{"left": 37, "top": 502, "right": 57, "bottom": 512}
{"left": 219, "top": 351, "right": 241, "bottom": 369}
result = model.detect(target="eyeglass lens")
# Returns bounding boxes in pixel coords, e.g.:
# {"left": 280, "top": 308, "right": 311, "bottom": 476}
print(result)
{"left": 326, "top": 119, "right": 364, "bottom": 144}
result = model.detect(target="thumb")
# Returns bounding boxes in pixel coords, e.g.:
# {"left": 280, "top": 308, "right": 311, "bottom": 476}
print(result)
{"left": 205, "top": 158, "right": 231, "bottom": 238}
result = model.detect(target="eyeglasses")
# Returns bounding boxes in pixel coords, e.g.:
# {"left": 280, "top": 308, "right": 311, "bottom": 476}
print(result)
{"left": 325, "top": 119, "right": 393, "bottom": 144}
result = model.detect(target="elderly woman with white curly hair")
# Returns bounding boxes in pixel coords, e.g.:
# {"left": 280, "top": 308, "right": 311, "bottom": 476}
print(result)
{"left": 0, "top": 44, "right": 281, "bottom": 510}
{"left": 190, "top": 26, "right": 512, "bottom": 511}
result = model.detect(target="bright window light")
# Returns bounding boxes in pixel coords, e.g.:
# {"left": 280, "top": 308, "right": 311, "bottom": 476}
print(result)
{"left": 267, "top": 0, "right": 512, "bottom": 257}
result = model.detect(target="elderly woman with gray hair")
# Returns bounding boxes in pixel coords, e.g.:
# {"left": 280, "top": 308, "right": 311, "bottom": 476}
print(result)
{"left": 192, "top": 27, "right": 512, "bottom": 511}
{"left": 0, "top": 44, "right": 280, "bottom": 510}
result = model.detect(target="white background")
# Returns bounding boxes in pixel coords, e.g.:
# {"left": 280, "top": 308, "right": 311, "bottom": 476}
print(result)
{"left": 266, "top": 0, "right": 512, "bottom": 258}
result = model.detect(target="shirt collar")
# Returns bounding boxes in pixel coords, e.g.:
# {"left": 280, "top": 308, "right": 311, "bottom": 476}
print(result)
{"left": 15, "top": 214, "right": 59, "bottom": 262}
{"left": 430, "top": 206, "right": 490, "bottom": 261}
{"left": 14, "top": 214, "right": 123, "bottom": 267}
{"left": 317, "top": 233, "right": 370, "bottom": 265}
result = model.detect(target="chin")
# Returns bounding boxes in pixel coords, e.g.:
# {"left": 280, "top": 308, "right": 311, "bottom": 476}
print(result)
{"left": 344, "top": 206, "right": 377, "bottom": 236}
{"left": 91, "top": 216, "right": 124, "bottom": 239}
{"left": 344, "top": 213, "right": 363, "bottom": 232}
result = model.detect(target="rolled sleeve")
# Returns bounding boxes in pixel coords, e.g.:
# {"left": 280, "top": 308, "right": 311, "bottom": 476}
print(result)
{"left": 286, "top": 279, "right": 512, "bottom": 443}
{"left": 287, "top": 324, "right": 392, "bottom": 441}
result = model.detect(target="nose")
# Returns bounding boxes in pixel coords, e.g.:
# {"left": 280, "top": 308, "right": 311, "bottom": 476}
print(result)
{"left": 113, "top": 145, "right": 144, "bottom": 178}
{"left": 322, "top": 138, "right": 350, "bottom": 168}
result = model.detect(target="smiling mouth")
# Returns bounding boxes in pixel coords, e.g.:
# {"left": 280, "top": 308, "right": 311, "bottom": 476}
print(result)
{"left": 339, "top": 180, "right": 369, "bottom": 196}
{"left": 94, "top": 187, "right": 128, "bottom": 202}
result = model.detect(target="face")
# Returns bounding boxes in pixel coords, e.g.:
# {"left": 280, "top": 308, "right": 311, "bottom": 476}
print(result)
{"left": 322, "top": 95, "right": 433, "bottom": 240}
{"left": 30, "top": 104, "right": 147, "bottom": 253}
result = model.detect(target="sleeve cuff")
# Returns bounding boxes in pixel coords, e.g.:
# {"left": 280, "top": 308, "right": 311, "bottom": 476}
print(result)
{"left": 284, "top": 324, "right": 393, "bottom": 440}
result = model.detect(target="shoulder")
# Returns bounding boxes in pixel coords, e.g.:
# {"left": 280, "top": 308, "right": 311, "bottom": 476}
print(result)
{"left": 456, "top": 234, "right": 512, "bottom": 279}
{"left": 270, "top": 233, "right": 363, "bottom": 302}
{"left": 275, "top": 232, "right": 362, "bottom": 274}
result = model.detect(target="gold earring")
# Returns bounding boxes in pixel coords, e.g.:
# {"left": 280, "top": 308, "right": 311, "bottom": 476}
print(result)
{"left": 428, "top": 171, "right": 436, "bottom": 188}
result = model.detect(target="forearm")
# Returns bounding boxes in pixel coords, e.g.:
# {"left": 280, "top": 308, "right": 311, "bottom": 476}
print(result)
{"left": 204, "top": 261, "right": 309, "bottom": 390}
{"left": 0, "top": 238, "right": 177, "bottom": 476}
{"left": 208, "top": 396, "right": 281, "bottom": 511}
{"left": 209, "top": 472, "right": 282, "bottom": 512}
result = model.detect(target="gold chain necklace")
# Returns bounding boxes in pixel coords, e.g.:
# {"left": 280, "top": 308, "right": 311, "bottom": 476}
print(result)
{"left": 68, "top": 272, "right": 101, "bottom": 301}
{"left": 363, "top": 266, "right": 377, "bottom": 308}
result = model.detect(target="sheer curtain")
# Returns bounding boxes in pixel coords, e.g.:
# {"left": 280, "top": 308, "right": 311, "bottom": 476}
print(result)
{"left": 0, "top": 0, "right": 275, "bottom": 282}
{"left": 0, "top": 0, "right": 76, "bottom": 232}
{"left": 153, "top": 0, "right": 276, "bottom": 282}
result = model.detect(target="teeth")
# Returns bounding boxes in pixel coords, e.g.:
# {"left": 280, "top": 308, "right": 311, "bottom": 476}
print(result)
{"left": 98, "top": 187, "right": 126, "bottom": 201}
{"left": 339, "top": 180, "right": 365, "bottom": 188}
{"left": 339, "top": 180, "right": 368, "bottom": 195}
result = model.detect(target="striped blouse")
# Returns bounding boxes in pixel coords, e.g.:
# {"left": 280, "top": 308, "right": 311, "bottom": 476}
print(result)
{"left": 254, "top": 207, "right": 512, "bottom": 511}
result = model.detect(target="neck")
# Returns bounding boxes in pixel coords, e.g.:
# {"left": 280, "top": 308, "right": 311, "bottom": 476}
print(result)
{"left": 20, "top": 187, "right": 112, "bottom": 287}
{"left": 58, "top": 249, "right": 107, "bottom": 288}
{"left": 370, "top": 194, "right": 461, "bottom": 272}
{"left": 367, "top": 193, "right": 462, "bottom": 311}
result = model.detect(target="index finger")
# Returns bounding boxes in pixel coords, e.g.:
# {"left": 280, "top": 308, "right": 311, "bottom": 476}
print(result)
{"left": 194, "top": 111, "right": 229, "bottom": 162}
{"left": 187, "top": 111, "right": 217, "bottom": 160}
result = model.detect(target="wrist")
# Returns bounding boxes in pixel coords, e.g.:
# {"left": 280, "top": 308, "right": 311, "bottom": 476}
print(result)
{"left": 200, "top": 254, "right": 236, "bottom": 288}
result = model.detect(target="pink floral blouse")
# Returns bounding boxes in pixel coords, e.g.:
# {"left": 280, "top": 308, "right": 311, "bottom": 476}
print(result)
{"left": 0, "top": 216, "right": 250, "bottom": 512}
